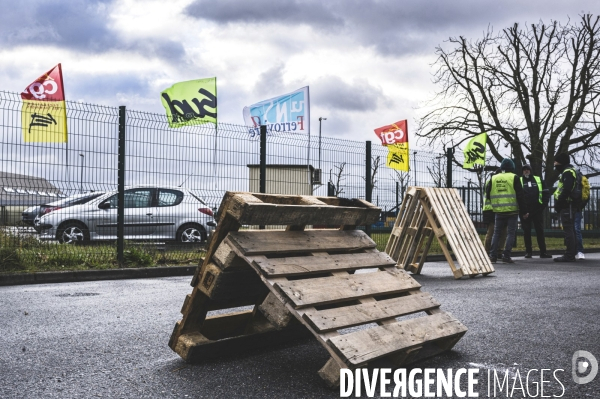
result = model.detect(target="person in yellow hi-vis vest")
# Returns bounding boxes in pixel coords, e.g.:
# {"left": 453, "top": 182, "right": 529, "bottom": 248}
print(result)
{"left": 486, "top": 158, "right": 528, "bottom": 263}
{"left": 520, "top": 164, "right": 552, "bottom": 259}
{"left": 483, "top": 169, "right": 507, "bottom": 257}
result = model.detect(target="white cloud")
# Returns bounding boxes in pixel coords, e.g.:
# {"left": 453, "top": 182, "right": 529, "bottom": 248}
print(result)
{"left": 0, "top": 0, "right": 597, "bottom": 149}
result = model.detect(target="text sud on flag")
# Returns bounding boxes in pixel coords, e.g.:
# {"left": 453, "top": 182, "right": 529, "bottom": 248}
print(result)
{"left": 374, "top": 120, "right": 409, "bottom": 171}
{"left": 160, "top": 77, "right": 217, "bottom": 128}
{"left": 242, "top": 87, "right": 309, "bottom": 137}
{"left": 21, "top": 64, "right": 67, "bottom": 143}
{"left": 462, "top": 132, "right": 487, "bottom": 169}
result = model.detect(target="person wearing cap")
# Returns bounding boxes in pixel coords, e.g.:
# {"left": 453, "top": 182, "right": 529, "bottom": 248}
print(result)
{"left": 520, "top": 164, "right": 552, "bottom": 258}
{"left": 553, "top": 152, "right": 579, "bottom": 262}
{"left": 486, "top": 158, "right": 528, "bottom": 263}
{"left": 483, "top": 169, "right": 507, "bottom": 258}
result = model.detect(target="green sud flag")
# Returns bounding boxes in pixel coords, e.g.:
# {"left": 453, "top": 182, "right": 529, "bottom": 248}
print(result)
{"left": 463, "top": 132, "right": 487, "bottom": 169}
{"left": 160, "top": 77, "right": 217, "bottom": 128}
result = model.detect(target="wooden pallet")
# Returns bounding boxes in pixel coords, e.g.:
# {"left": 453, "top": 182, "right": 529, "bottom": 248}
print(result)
{"left": 169, "top": 192, "right": 467, "bottom": 387}
{"left": 386, "top": 187, "right": 495, "bottom": 278}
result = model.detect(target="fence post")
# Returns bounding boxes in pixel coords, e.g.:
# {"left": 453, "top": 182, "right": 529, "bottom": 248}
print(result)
{"left": 446, "top": 147, "right": 453, "bottom": 188}
{"left": 365, "top": 141, "right": 372, "bottom": 237}
{"left": 259, "top": 125, "right": 266, "bottom": 230}
{"left": 117, "top": 106, "right": 126, "bottom": 267}
{"left": 327, "top": 182, "right": 336, "bottom": 197}
{"left": 396, "top": 181, "right": 399, "bottom": 212}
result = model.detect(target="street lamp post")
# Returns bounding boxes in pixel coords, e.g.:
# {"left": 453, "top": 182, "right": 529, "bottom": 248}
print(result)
{"left": 79, "top": 154, "right": 84, "bottom": 193}
{"left": 318, "top": 117, "right": 327, "bottom": 171}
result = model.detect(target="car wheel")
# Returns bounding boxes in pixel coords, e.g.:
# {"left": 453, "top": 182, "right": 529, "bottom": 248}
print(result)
{"left": 57, "top": 222, "right": 89, "bottom": 244}
{"left": 176, "top": 223, "right": 206, "bottom": 243}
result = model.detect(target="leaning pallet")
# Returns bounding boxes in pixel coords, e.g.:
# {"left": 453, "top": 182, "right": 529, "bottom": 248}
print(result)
{"left": 170, "top": 192, "right": 468, "bottom": 387}
{"left": 386, "top": 187, "right": 495, "bottom": 278}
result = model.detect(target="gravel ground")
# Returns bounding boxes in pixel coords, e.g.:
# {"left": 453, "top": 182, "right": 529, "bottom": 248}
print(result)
{"left": 0, "top": 254, "right": 598, "bottom": 398}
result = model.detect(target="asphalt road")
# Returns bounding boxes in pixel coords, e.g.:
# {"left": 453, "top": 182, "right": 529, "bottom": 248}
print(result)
{"left": 1, "top": 255, "right": 599, "bottom": 398}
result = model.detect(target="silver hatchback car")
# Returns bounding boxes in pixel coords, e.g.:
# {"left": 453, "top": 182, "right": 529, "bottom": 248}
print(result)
{"left": 36, "top": 185, "right": 216, "bottom": 244}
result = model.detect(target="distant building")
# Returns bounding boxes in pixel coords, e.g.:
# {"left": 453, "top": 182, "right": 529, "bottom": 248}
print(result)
{"left": 0, "top": 171, "right": 63, "bottom": 206}
{"left": 247, "top": 165, "right": 318, "bottom": 196}
{"left": 0, "top": 172, "right": 63, "bottom": 225}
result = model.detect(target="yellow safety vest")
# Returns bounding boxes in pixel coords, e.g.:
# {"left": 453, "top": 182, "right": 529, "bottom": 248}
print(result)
{"left": 554, "top": 168, "right": 577, "bottom": 201}
{"left": 490, "top": 172, "right": 518, "bottom": 212}
{"left": 483, "top": 180, "right": 493, "bottom": 211}
{"left": 520, "top": 175, "right": 543, "bottom": 204}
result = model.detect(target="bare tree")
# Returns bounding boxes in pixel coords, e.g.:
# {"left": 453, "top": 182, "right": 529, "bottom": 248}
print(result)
{"left": 418, "top": 15, "right": 600, "bottom": 186}
{"left": 394, "top": 170, "right": 411, "bottom": 206}
{"left": 426, "top": 155, "right": 447, "bottom": 187}
{"left": 328, "top": 162, "right": 347, "bottom": 196}
{"left": 363, "top": 156, "right": 381, "bottom": 200}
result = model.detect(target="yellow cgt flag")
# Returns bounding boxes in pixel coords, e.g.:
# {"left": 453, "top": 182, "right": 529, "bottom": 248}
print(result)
{"left": 21, "top": 64, "right": 68, "bottom": 143}
{"left": 374, "top": 120, "right": 409, "bottom": 171}
{"left": 386, "top": 143, "right": 409, "bottom": 171}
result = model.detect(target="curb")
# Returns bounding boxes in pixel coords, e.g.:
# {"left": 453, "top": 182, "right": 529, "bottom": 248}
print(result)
{"left": 0, "top": 266, "right": 197, "bottom": 287}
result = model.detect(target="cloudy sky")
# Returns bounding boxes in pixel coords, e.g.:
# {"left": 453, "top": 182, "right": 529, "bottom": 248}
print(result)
{"left": 0, "top": 0, "right": 596, "bottom": 147}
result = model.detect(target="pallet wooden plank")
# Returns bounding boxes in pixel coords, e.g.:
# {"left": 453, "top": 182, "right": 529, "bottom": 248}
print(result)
{"left": 416, "top": 194, "right": 461, "bottom": 277}
{"left": 386, "top": 188, "right": 420, "bottom": 260}
{"left": 432, "top": 188, "right": 487, "bottom": 275}
{"left": 413, "top": 223, "right": 435, "bottom": 274}
{"left": 190, "top": 191, "right": 247, "bottom": 287}
{"left": 275, "top": 269, "right": 421, "bottom": 308}
{"left": 226, "top": 230, "right": 376, "bottom": 256}
{"left": 251, "top": 252, "right": 396, "bottom": 277}
{"left": 448, "top": 189, "right": 495, "bottom": 274}
{"left": 226, "top": 194, "right": 381, "bottom": 226}
{"left": 198, "top": 261, "right": 269, "bottom": 301}
{"left": 258, "top": 292, "right": 294, "bottom": 329}
{"left": 442, "top": 188, "right": 489, "bottom": 274}
{"left": 432, "top": 188, "right": 484, "bottom": 274}
{"left": 328, "top": 312, "right": 467, "bottom": 365}
{"left": 302, "top": 292, "right": 441, "bottom": 332}
{"left": 390, "top": 190, "right": 426, "bottom": 270}
{"left": 250, "top": 193, "right": 327, "bottom": 206}
{"left": 314, "top": 197, "right": 380, "bottom": 210}
{"left": 425, "top": 188, "right": 475, "bottom": 275}
{"left": 213, "top": 242, "right": 251, "bottom": 270}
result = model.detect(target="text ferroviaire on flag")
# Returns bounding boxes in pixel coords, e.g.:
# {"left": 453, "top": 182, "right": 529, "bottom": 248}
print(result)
{"left": 21, "top": 64, "right": 68, "bottom": 143}
{"left": 161, "top": 77, "right": 217, "bottom": 128}
{"left": 374, "top": 120, "right": 409, "bottom": 171}
{"left": 242, "top": 87, "right": 310, "bottom": 137}
{"left": 463, "top": 132, "right": 487, "bottom": 169}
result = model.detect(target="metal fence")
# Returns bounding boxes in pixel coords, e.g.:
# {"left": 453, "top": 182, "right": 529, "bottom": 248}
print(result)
{"left": 1, "top": 90, "right": 599, "bottom": 271}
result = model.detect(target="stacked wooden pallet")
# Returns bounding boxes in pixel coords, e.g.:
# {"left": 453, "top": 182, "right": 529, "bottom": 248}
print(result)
{"left": 386, "top": 187, "right": 495, "bottom": 278}
{"left": 170, "top": 192, "right": 467, "bottom": 387}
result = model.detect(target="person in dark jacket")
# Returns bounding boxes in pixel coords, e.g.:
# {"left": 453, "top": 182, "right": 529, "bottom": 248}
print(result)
{"left": 520, "top": 164, "right": 552, "bottom": 258}
{"left": 486, "top": 158, "right": 528, "bottom": 263}
{"left": 553, "top": 152, "right": 579, "bottom": 262}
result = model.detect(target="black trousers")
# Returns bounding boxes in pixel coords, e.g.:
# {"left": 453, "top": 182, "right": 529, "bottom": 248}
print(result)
{"left": 559, "top": 207, "right": 577, "bottom": 258}
{"left": 521, "top": 210, "right": 547, "bottom": 253}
